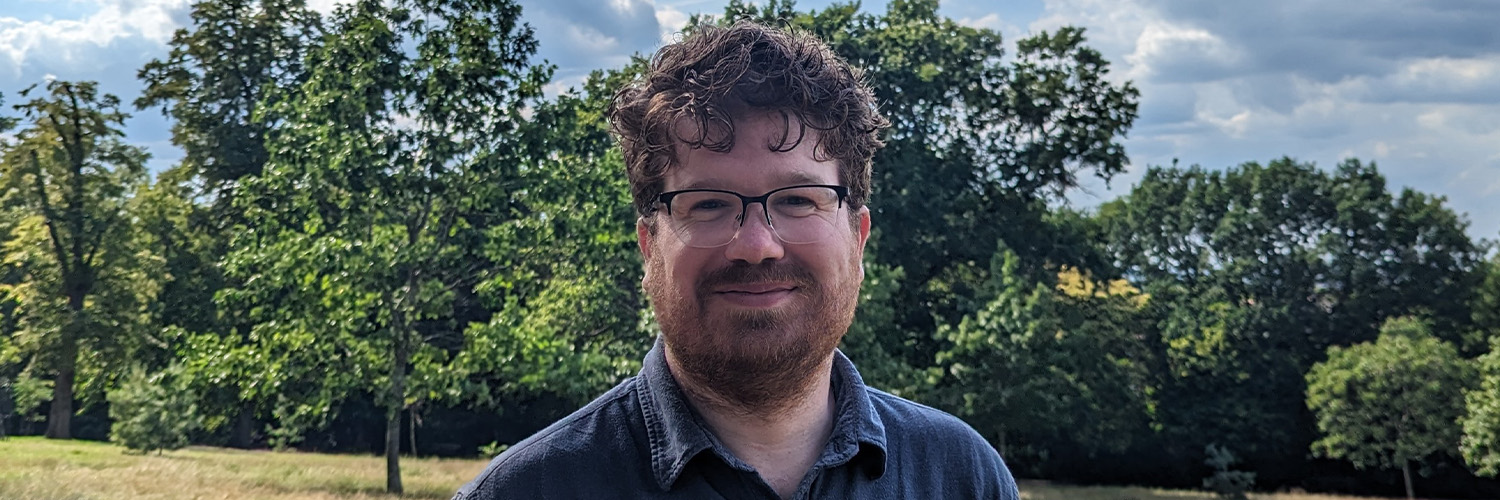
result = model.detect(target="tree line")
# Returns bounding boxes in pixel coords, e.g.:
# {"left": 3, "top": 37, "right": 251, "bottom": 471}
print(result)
{"left": 0, "top": 0, "right": 1497, "bottom": 497}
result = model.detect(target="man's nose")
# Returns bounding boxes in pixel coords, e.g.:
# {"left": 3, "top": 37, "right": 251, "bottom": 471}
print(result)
{"left": 723, "top": 204, "right": 785, "bottom": 264}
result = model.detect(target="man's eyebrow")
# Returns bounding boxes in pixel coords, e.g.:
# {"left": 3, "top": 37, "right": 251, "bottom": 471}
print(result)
{"left": 779, "top": 171, "right": 827, "bottom": 186}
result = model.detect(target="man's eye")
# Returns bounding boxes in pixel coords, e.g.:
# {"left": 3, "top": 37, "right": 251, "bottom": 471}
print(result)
{"left": 691, "top": 200, "right": 731, "bottom": 211}
{"left": 778, "top": 196, "right": 815, "bottom": 207}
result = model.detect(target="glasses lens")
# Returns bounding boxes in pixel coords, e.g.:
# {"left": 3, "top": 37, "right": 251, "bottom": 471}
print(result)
{"left": 665, "top": 191, "right": 741, "bottom": 248}
{"left": 663, "top": 186, "right": 844, "bottom": 248}
{"left": 765, "top": 186, "right": 842, "bottom": 244}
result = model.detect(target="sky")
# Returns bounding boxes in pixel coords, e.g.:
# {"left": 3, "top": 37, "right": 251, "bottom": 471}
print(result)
{"left": 2, "top": 0, "right": 1497, "bottom": 242}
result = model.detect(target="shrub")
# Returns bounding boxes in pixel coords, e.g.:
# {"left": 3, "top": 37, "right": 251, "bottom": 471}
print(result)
{"left": 1203, "top": 443, "right": 1255, "bottom": 500}
{"left": 108, "top": 364, "right": 200, "bottom": 454}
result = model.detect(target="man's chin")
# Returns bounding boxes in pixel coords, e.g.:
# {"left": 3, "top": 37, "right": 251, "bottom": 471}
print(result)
{"left": 666, "top": 326, "right": 833, "bottom": 412}
{"left": 673, "top": 313, "right": 811, "bottom": 359}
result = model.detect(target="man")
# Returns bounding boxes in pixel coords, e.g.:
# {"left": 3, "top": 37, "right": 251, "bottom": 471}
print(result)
{"left": 454, "top": 21, "right": 1019, "bottom": 499}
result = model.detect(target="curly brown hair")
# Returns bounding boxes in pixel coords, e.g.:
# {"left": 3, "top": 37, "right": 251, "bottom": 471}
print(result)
{"left": 609, "top": 21, "right": 889, "bottom": 222}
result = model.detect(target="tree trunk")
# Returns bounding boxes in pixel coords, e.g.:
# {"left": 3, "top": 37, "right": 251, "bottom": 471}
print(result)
{"left": 231, "top": 403, "right": 255, "bottom": 449}
{"left": 44, "top": 358, "right": 74, "bottom": 439}
{"left": 998, "top": 425, "right": 1008, "bottom": 458}
{"left": 385, "top": 336, "right": 408, "bottom": 495}
{"left": 408, "top": 407, "right": 417, "bottom": 458}
{"left": 1402, "top": 461, "right": 1414, "bottom": 500}
{"left": 45, "top": 295, "right": 84, "bottom": 440}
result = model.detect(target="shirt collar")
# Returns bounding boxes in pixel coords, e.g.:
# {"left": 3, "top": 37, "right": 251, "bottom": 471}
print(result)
{"left": 638, "top": 337, "right": 889, "bottom": 491}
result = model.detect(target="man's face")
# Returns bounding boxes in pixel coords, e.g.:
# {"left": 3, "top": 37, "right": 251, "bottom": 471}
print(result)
{"left": 637, "top": 111, "right": 871, "bottom": 410}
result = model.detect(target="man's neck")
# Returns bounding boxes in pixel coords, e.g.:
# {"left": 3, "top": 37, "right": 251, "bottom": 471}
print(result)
{"left": 667, "top": 353, "right": 838, "bottom": 499}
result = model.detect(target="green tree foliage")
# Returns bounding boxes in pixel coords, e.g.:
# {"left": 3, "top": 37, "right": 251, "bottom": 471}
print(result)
{"left": 108, "top": 364, "right": 201, "bottom": 454}
{"left": 1306, "top": 317, "right": 1471, "bottom": 499}
{"left": 935, "top": 243, "right": 1151, "bottom": 473}
{"left": 220, "top": 0, "right": 548, "bottom": 492}
{"left": 135, "top": 0, "right": 326, "bottom": 449}
{"left": 1467, "top": 257, "right": 1500, "bottom": 477}
{"left": 1098, "top": 158, "right": 1485, "bottom": 482}
{"left": 454, "top": 72, "right": 650, "bottom": 410}
{"left": 0, "top": 81, "right": 155, "bottom": 439}
{"left": 1461, "top": 333, "right": 1500, "bottom": 477}
{"left": 129, "top": 174, "right": 257, "bottom": 446}
{"left": 3, "top": 374, "right": 52, "bottom": 433}
{"left": 137, "top": 0, "right": 322, "bottom": 214}
{"left": 840, "top": 258, "right": 931, "bottom": 396}
{"left": 1471, "top": 255, "right": 1500, "bottom": 350}
{"left": 1202, "top": 444, "right": 1256, "bottom": 500}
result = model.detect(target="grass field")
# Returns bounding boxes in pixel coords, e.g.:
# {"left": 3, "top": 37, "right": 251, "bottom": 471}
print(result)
{"left": 1017, "top": 481, "right": 1395, "bottom": 500}
{"left": 0, "top": 437, "right": 1396, "bottom": 500}
{"left": 0, "top": 437, "right": 483, "bottom": 499}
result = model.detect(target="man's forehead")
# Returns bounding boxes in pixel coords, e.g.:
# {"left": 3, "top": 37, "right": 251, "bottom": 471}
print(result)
{"left": 672, "top": 170, "right": 830, "bottom": 191}
{"left": 664, "top": 111, "right": 836, "bottom": 190}
{"left": 667, "top": 109, "right": 820, "bottom": 152}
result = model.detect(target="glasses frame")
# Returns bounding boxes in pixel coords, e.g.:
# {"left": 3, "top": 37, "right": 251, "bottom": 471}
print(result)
{"left": 653, "top": 184, "right": 850, "bottom": 247}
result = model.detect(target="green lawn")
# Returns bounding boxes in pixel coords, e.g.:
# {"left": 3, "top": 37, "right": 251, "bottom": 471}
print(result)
{"left": 0, "top": 437, "right": 1396, "bottom": 499}
{"left": 1017, "top": 480, "right": 1393, "bottom": 500}
{"left": 0, "top": 437, "right": 484, "bottom": 499}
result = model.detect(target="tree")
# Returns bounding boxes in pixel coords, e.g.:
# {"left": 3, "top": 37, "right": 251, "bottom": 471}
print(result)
{"left": 137, "top": 0, "right": 322, "bottom": 216}
{"left": 935, "top": 243, "right": 1151, "bottom": 474}
{"left": 1469, "top": 254, "right": 1500, "bottom": 351}
{"left": 108, "top": 364, "right": 201, "bottom": 454}
{"left": 1306, "top": 317, "right": 1471, "bottom": 499}
{"left": 1461, "top": 328, "right": 1500, "bottom": 477}
{"left": 453, "top": 73, "right": 651, "bottom": 412}
{"left": 222, "top": 0, "right": 548, "bottom": 492}
{"left": 136, "top": 0, "right": 325, "bottom": 448}
{"left": 1098, "top": 158, "right": 1485, "bottom": 485}
{"left": 0, "top": 81, "right": 151, "bottom": 439}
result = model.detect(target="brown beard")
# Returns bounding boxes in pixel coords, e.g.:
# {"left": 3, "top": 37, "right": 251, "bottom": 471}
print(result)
{"left": 646, "top": 254, "right": 861, "bottom": 416}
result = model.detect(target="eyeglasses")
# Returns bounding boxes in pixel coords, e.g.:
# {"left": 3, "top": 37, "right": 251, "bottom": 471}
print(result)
{"left": 653, "top": 184, "right": 849, "bottom": 248}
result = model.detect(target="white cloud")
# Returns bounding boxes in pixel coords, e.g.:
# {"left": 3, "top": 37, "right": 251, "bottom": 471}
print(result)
{"left": 104, "top": 0, "right": 187, "bottom": 43}
{"left": 1032, "top": 0, "right": 1500, "bottom": 240}
{"left": 1399, "top": 57, "right": 1498, "bottom": 84}
{"left": 1125, "top": 22, "right": 1240, "bottom": 82}
{"left": 655, "top": 4, "right": 689, "bottom": 45}
{"left": 305, "top": 0, "right": 349, "bottom": 16}
{"left": 518, "top": 0, "right": 659, "bottom": 72}
{"left": 0, "top": 0, "right": 189, "bottom": 80}
{"left": 1031, "top": 0, "right": 1153, "bottom": 59}
{"left": 959, "top": 13, "right": 1002, "bottom": 30}
{"left": 1416, "top": 110, "right": 1446, "bottom": 130}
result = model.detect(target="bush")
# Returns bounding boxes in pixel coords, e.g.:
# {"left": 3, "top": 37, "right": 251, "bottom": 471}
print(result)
{"left": 478, "top": 441, "right": 510, "bottom": 457}
{"left": 108, "top": 364, "right": 200, "bottom": 454}
{"left": 1203, "top": 443, "right": 1256, "bottom": 500}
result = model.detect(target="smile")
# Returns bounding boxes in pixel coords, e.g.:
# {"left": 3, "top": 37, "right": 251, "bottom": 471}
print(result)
{"left": 712, "top": 284, "right": 798, "bottom": 308}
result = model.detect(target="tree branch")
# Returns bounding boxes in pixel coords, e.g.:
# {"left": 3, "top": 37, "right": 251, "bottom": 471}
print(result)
{"left": 29, "top": 150, "right": 75, "bottom": 278}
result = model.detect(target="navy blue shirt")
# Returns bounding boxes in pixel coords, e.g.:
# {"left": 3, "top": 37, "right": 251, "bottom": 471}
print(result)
{"left": 454, "top": 340, "right": 1020, "bottom": 499}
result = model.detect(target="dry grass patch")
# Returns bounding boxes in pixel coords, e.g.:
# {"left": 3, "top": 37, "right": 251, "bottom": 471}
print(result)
{"left": 0, "top": 437, "right": 490, "bottom": 500}
{"left": 1019, "top": 480, "right": 1404, "bottom": 500}
{"left": 0, "top": 438, "right": 1407, "bottom": 500}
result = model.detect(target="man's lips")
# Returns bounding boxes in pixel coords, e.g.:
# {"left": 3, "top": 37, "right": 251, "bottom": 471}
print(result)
{"left": 710, "top": 282, "right": 799, "bottom": 308}
{"left": 714, "top": 282, "right": 797, "bottom": 294}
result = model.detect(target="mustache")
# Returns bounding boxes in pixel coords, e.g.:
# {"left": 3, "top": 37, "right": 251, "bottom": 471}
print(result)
{"left": 698, "top": 262, "right": 816, "bottom": 291}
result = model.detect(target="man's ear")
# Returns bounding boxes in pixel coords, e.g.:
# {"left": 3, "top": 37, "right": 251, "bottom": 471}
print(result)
{"left": 636, "top": 217, "right": 654, "bottom": 261}
{"left": 856, "top": 206, "right": 871, "bottom": 281}
{"left": 856, "top": 206, "right": 871, "bottom": 248}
